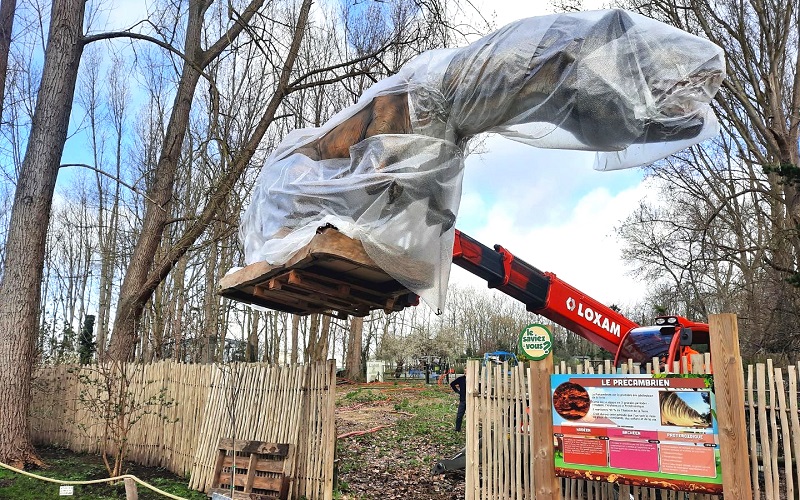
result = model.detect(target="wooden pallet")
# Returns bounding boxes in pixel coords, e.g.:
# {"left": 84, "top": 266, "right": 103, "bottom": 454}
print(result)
{"left": 209, "top": 439, "right": 293, "bottom": 500}
{"left": 219, "top": 227, "right": 420, "bottom": 317}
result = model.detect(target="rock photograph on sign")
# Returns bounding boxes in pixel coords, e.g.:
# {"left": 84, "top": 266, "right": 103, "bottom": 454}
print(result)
{"left": 553, "top": 382, "right": 591, "bottom": 421}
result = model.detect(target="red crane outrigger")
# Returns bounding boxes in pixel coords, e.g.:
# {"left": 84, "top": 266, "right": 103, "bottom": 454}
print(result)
{"left": 451, "top": 229, "right": 710, "bottom": 369}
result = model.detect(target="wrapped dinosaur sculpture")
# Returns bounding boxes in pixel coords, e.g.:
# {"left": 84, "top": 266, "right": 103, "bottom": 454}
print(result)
{"left": 240, "top": 9, "right": 725, "bottom": 311}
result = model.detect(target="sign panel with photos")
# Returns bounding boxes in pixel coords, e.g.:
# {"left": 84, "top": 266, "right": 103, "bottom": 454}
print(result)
{"left": 550, "top": 373, "right": 721, "bottom": 494}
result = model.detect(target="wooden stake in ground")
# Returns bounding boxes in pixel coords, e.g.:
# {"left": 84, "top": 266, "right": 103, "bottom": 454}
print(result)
{"left": 124, "top": 477, "right": 138, "bottom": 499}
{"left": 708, "top": 313, "right": 752, "bottom": 500}
{"left": 529, "top": 354, "right": 560, "bottom": 500}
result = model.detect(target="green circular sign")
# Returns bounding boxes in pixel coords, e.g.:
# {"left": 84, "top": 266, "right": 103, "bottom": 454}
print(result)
{"left": 518, "top": 324, "right": 553, "bottom": 361}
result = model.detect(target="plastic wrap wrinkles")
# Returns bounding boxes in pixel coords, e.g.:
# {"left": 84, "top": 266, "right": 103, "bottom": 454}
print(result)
{"left": 241, "top": 9, "right": 725, "bottom": 311}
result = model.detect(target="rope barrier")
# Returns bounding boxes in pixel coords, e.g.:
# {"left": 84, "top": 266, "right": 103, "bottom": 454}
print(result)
{"left": 0, "top": 460, "right": 188, "bottom": 499}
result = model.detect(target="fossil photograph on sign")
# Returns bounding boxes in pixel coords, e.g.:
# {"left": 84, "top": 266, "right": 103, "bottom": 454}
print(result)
{"left": 659, "top": 391, "right": 712, "bottom": 428}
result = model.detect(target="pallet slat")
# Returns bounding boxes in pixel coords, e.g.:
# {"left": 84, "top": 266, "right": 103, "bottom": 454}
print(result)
{"left": 212, "top": 439, "right": 292, "bottom": 499}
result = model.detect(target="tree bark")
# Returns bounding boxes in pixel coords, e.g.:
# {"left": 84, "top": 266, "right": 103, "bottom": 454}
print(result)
{"left": 345, "top": 317, "right": 364, "bottom": 380}
{"left": 0, "top": 0, "right": 16, "bottom": 121}
{"left": 305, "top": 314, "right": 330, "bottom": 362}
{"left": 291, "top": 314, "right": 300, "bottom": 364}
{"left": 171, "top": 255, "right": 187, "bottom": 360}
{"left": 247, "top": 310, "right": 259, "bottom": 362}
{"left": 0, "top": 0, "right": 84, "bottom": 466}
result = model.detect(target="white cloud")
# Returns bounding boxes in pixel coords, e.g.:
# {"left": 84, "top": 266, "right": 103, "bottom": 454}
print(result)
{"left": 450, "top": 162, "right": 653, "bottom": 310}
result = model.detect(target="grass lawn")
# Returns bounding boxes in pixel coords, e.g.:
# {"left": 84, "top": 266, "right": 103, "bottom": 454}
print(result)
{"left": 0, "top": 447, "right": 206, "bottom": 500}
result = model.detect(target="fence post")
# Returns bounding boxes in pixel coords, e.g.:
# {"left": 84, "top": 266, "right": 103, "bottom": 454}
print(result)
{"left": 529, "top": 355, "right": 561, "bottom": 500}
{"left": 123, "top": 477, "right": 138, "bottom": 500}
{"left": 708, "top": 313, "right": 752, "bottom": 500}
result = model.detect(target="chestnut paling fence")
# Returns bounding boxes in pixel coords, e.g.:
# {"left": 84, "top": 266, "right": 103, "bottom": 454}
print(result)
{"left": 466, "top": 352, "right": 799, "bottom": 500}
{"left": 25, "top": 339, "right": 792, "bottom": 499}
{"left": 29, "top": 360, "right": 336, "bottom": 500}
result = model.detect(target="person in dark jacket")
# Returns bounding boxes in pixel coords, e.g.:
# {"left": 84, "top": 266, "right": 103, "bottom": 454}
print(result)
{"left": 450, "top": 372, "right": 467, "bottom": 431}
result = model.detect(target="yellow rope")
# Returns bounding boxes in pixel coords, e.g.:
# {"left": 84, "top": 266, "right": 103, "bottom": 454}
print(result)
{"left": 0, "top": 460, "right": 189, "bottom": 499}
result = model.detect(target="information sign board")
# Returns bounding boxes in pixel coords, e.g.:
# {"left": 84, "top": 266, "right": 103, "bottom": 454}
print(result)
{"left": 550, "top": 373, "right": 721, "bottom": 494}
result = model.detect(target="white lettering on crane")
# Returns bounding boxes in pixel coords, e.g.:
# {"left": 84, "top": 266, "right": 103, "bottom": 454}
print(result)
{"left": 569, "top": 298, "right": 621, "bottom": 337}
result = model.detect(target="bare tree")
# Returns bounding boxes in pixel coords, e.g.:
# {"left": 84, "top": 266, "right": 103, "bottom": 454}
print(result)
{"left": 0, "top": 0, "right": 85, "bottom": 467}
{"left": 615, "top": 0, "right": 800, "bottom": 358}
{"left": 107, "top": 0, "right": 279, "bottom": 360}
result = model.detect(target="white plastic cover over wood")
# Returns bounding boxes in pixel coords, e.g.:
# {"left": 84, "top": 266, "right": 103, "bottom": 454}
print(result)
{"left": 240, "top": 9, "right": 725, "bottom": 311}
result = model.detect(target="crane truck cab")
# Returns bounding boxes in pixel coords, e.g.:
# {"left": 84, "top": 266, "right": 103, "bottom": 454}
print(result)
{"left": 613, "top": 315, "right": 710, "bottom": 370}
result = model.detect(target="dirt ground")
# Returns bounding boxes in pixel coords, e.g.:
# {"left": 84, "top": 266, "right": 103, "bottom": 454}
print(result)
{"left": 335, "top": 382, "right": 467, "bottom": 500}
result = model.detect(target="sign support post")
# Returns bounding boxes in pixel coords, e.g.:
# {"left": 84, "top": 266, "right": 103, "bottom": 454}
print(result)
{"left": 522, "top": 324, "right": 561, "bottom": 500}
{"left": 708, "top": 313, "right": 752, "bottom": 500}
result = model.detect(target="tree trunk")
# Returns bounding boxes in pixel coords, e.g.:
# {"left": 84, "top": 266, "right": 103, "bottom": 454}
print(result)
{"left": 273, "top": 312, "right": 284, "bottom": 363}
{"left": 0, "top": 0, "right": 84, "bottom": 466}
{"left": 201, "top": 228, "right": 220, "bottom": 362}
{"left": 304, "top": 313, "right": 320, "bottom": 361}
{"left": 96, "top": 120, "right": 122, "bottom": 358}
{"left": 247, "top": 310, "right": 259, "bottom": 362}
{"left": 0, "top": 0, "right": 16, "bottom": 120}
{"left": 170, "top": 255, "right": 187, "bottom": 360}
{"left": 345, "top": 317, "right": 363, "bottom": 380}
{"left": 291, "top": 314, "right": 300, "bottom": 364}
{"left": 306, "top": 314, "right": 330, "bottom": 362}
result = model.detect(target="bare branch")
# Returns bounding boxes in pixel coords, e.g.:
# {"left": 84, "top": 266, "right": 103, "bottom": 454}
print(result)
{"left": 59, "top": 163, "right": 167, "bottom": 213}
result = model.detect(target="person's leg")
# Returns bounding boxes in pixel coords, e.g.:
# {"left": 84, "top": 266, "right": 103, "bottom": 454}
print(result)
{"left": 455, "top": 400, "right": 466, "bottom": 431}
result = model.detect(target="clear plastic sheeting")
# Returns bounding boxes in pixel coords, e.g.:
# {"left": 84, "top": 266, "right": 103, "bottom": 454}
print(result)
{"left": 242, "top": 135, "right": 465, "bottom": 308}
{"left": 240, "top": 9, "right": 725, "bottom": 311}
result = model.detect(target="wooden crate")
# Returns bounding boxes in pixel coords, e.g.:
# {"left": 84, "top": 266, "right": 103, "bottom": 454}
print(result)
{"left": 209, "top": 439, "right": 294, "bottom": 500}
{"left": 219, "top": 227, "right": 420, "bottom": 317}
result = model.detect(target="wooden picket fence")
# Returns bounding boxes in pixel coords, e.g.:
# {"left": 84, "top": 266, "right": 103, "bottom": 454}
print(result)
{"left": 28, "top": 360, "right": 336, "bottom": 500}
{"left": 466, "top": 354, "right": 799, "bottom": 500}
{"left": 25, "top": 345, "right": 798, "bottom": 499}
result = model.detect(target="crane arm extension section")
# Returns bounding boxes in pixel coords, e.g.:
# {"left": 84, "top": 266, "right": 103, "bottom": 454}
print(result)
{"left": 452, "top": 230, "right": 638, "bottom": 354}
{"left": 452, "top": 230, "right": 550, "bottom": 310}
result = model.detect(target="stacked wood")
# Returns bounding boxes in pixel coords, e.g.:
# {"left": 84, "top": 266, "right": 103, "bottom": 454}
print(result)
{"left": 210, "top": 439, "right": 293, "bottom": 499}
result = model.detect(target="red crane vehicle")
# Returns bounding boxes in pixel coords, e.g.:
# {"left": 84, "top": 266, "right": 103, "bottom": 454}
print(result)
{"left": 220, "top": 226, "right": 711, "bottom": 476}
{"left": 451, "top": 229, "right": 710, "bottom": 369}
